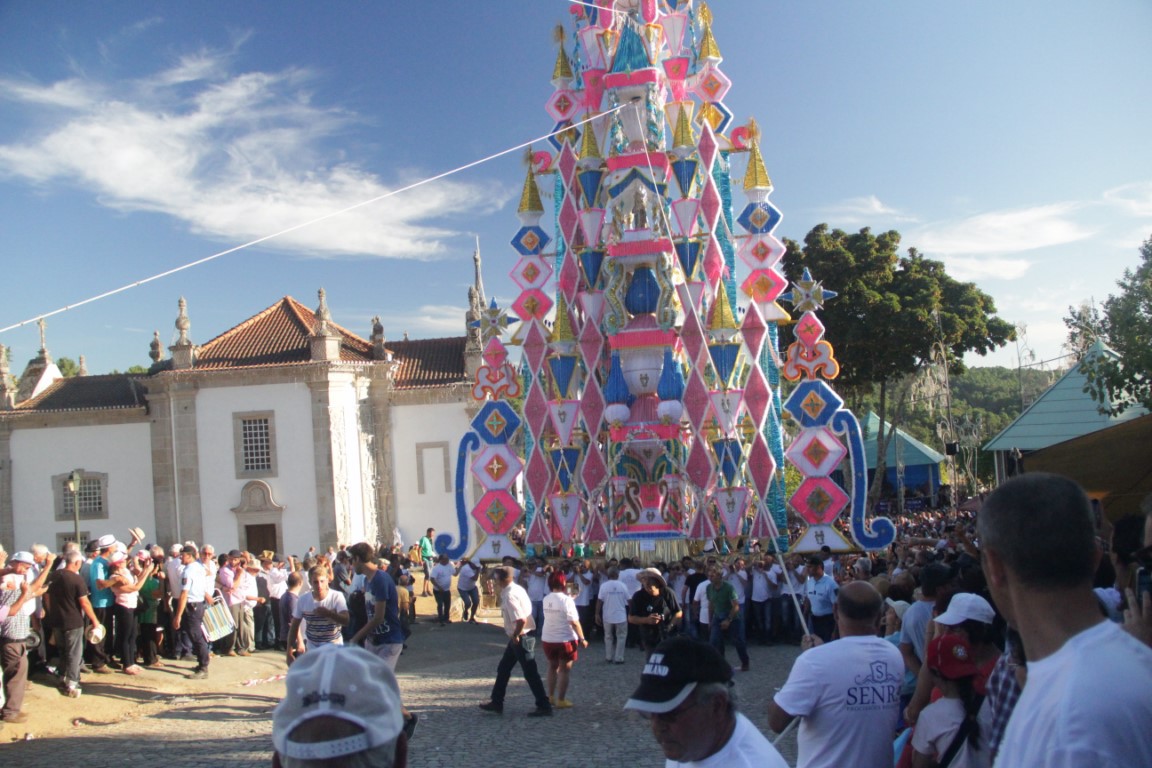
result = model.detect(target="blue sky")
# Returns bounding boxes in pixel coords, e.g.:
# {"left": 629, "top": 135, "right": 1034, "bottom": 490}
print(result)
{"left": 1, "top": 0, "right": 1149, "bottom": 376}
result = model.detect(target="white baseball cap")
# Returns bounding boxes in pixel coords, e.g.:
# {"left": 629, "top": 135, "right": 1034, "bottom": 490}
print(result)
{"left": 936, "top": 592, "right": 995, "bottom": 625}
{"left": 272, "top": 645, "right": 404, "bottom": 761}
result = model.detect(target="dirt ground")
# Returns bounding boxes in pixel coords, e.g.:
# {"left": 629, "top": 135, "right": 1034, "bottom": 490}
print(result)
{"left": 2, "top": 587, "right": 499, "bottom": 744}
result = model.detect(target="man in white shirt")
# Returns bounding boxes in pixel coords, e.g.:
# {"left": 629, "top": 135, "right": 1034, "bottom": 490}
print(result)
{"left": 624, "top": 636, "right": 788, "bottom": 767}
{"left": 980, "top": 473, "right": 1152, "bottom": 767}
{"left": 455, "top": 556, "right": 482, "bottom": 624}
{"left": 429, "top": 554, "right": 455, "bottom": 626}
{"left": 596, "top": 567, "right": 630, "bottom": 663}
{"left": 478, "top": 567, "right": 552, "bottom": 717}
{"left": 287, "top": 566, "right": 348, "bottom": 660}
{"left": 769, "top": 581, "right": 903, "bottom": 768}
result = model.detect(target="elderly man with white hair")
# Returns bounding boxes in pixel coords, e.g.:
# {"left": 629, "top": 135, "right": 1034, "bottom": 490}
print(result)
{"left": 272, "top": 644, "right": 410, "bottom": 768}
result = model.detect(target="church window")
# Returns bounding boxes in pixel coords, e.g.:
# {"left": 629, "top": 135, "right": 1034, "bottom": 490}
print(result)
{"left": 53, "top": 471, "right": 108, "bottom": 522}
{"left": 233, "top": 411, "right": 278, "bottom": 478}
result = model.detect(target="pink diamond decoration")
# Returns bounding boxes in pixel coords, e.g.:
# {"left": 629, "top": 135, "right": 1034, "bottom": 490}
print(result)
{"left": 683, "top": 369, "right": 712, "bottom": 432}
{"left": 741, "top": 268, "right": 787, "bottom": 304}
{"left": 511, "top": 254, "right": 552, "bottom": 291}
{"left": 693, "top": 65, "right": 732, "bottom": 103}
{"left": 697, "top": 120, "right": 718, "bottom": 170}
{"left": 740, "top": 302, "right": 767, "bottom": 358}
{"left": 525, "top": 446, "right": 553, "bottom": 507}
{"left": 472, "top": 490, "right": 523, "bottom": 536}
{"left": 699, "top": 177, "right": 721, "bottom": 229}
{"left": 522, "top": 319, "right": 550, "bottom": 372}
{"left": 739, "top": 233, "right": 785, "bottom": 269}
{"left": 748, "top": 502, "right": 780, "bottom": 540}
{"left": 584, "top": 506, "right": 610, "bottom": 543}
{"left": 688, "top": 506, "right": 718, "bottom": 540}
{"left": 578, "top": 323, "right": 604, "bottom": 376}
{"left": 523, "top": 380, "right": 549, "bottom": 436}
{"left": 678, "top": 290, "right": 707, "bottom": 364}
{"left": 686, "top": 437, "right": 716, "bottom": 490}
{"left": 525, "top": 508, "right": 552, "bottom": 545}
{"left": 558, "top": 252, "right": 581, "bottom": 303}
{"left": 747, "top": 433, "right": 777, "bottom": 498}
{"left": 471, "top": 444, "right": 523, "bottom": 491}
{"left": 512, "top": 289, "right": 554, "bottom": 324}
{"left": 580, "top": 379, "right": 606, "bottom": 435}
{"left": 702, "top": 235, "right": 724, "bottom": 285}
{"left": 791, "top": 477, "right": 849, "bottom": 525}
{"left": 482, "top": 337, "right": 509, "bottom": 369}
{"left": 581, "top": 442, "right": 609, "bottom": 495}
{"left": 794, "top": 311, "right": 826, "bottom": 348}
{"left": 743, "top": 365, "right": 771, "bottom": 428}
{"left": 786, "top": 428, "right": 846, "bottom": 477}
{"left": 548, "top": 90, "right": 581, "bottom": 128}
{"left": 559, "top": 192, "right": 580, "bottom": 244}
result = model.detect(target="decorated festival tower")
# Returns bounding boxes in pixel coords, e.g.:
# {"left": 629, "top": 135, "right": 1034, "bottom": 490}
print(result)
{"left": 458, "top": 1, "right": 894, "bottom": 561}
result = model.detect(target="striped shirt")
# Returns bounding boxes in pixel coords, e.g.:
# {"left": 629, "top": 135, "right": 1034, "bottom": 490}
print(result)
{"left": 294, "top": 590, "right": 347, "bottom": 649}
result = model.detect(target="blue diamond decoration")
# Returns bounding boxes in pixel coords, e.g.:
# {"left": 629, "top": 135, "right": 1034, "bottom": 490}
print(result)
{"left": 510, "top": 225, "right": 551, "bottom": 256}
{"left": 471, "top": 400, "right": 522, "bottom": 445}
{"left": 548, "top": 121, "right": 579, "bottom": 152}
{"left": 736, "top": 201, "right": 783, "bottom": 235}
{"left": 782, "top": 380, "right": 843, "bottom": 429}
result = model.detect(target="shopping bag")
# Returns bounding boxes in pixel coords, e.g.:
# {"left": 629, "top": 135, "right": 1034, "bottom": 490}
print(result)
{"left": 202, "top": 590, "right": 235, "bottom": 642}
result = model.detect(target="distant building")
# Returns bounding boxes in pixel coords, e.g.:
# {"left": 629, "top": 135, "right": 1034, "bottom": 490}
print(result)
{"left": 0, "top": 259, "right": 488, "bottom": 556}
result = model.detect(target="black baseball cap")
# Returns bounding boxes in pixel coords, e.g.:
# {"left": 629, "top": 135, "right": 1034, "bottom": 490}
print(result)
{"left": 623, "top": 636, "right": 733, "bottom": 714}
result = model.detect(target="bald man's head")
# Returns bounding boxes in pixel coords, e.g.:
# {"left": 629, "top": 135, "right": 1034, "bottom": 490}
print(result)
{"left": 837, "top": 581, "right": 883, "bottom": 624}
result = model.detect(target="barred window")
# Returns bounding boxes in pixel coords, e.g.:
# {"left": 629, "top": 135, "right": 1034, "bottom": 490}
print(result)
{"left": 242, "top": 418, "right": 272, "bottom": 471}
{"left": 233, "top": 411, "right": 277, "bottom": 478}
{"left": 53, "top": 472, "right": 109, "bottom": 522}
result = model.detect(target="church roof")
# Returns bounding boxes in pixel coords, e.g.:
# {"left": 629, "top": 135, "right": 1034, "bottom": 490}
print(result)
{"left": 193, "top": 296, "right": 374, "bottom": 369}
{"left": 388, "top": 337, "right": 468, "bottom": 390}
{"left": 9, "top": 374, "right": 148, "bottom": 413}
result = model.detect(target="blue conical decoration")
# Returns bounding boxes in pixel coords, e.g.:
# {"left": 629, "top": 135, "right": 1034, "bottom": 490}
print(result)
{"left": 657, "top": 347, "right": 685, "bottom": 401}
{"left": 578, "top": 169, "right": 604, "bottom": 207}
{"left": 674, "top": 240, "right": 701, "bottom": 278}
{"left": 711, "top": 439, "right": 744, "bottom": 487}
{"left": 548, "top": 355, "right": 578, "bottom": 399}
{"left": 581, "top": 249, "right": 605, "bottom": 288}
{"left": 625, "top": 266, "right": 660, "bottom": 315}
{"left": 605, "top": 351, "right": 632, "bottom": 405}
{"left": 708, "top": 343, "right": 741, "bottom": 389}
{"left": 670, "top": 158, "right": 698, "bottom": 198}
{"left": 549, "top": 447, "right": 582, "bottom": 492}
{"left": 611, "top": 21, "right": 652, "bottom": 73}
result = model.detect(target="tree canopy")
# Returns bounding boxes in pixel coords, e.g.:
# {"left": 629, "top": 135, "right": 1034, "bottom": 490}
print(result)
{"left": 1064, "top": 235, "right": 1152, "bottom": 416}
{"left": 782, "top": 224, "right": 1016, "bottom": 505}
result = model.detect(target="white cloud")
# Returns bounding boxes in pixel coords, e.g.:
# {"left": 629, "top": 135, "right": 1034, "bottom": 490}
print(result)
{"left": 912, "top": 203, "right": 1093, "bottom": 256}
{"left": 381, "top": 303, "right": 468, "bottom": 338}
{"left": 941, "top": 255, "right": 1033, "bottom": 282}
{"left": 0, "top": 48, "right": 510, "bottom": 260}
{"left": 1103, "top": 181, "right": 1152, "bottom": 218}
{"left": 816, "top": 195, "right": 917, "bottom": 226}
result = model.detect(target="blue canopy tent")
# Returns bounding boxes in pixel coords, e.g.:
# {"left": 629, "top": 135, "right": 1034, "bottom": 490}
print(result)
{"left": 861, "top": 412, "right": 945, "bottom": 506}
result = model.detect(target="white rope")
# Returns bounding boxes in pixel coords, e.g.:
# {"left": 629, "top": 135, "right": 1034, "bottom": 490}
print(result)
{"left": 0, "top": 106, "right": 626, "bottom": 337}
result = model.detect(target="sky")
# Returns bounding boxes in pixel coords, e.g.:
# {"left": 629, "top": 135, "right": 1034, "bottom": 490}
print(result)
{"left": 1, "top": 0, "right": 1150, "bottom": 378}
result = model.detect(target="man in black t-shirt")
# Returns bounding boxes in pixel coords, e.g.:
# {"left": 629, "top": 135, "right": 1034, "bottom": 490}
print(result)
{"left": 628, "top": 568, "right": 682, "bottom": 654}
{"left": 45, "top": 551, "right": 100, "bottom": 697}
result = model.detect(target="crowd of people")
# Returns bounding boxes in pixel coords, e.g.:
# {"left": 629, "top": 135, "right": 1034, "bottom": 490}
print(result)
{"left": 3, "top": 472, "right": 1152, "bottom": 767}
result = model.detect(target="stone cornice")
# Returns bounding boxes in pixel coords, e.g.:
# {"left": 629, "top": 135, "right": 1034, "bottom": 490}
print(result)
{"left": 389, "top": 383, "right": 472, "bottom": 407}
{"left": 0, "top": 407, "right": 150, "bottom": 430}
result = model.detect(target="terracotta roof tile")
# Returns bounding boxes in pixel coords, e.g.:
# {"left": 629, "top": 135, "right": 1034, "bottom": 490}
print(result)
{"left": 9, "top": 374, "right": 147, "bottom": 413}
{"left": 388, "top": 337, "right": 468, "bottom": 390}
{"left": 193, "top": 296, "right": 374, "bottom": 370}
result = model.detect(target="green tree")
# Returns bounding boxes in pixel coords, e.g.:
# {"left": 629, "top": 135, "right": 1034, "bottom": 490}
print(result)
{"left": 1064, "top": 235, "right": 1152, "bottom": 415}
{"left": 783, "top": 225, "right": 1015, "bottom": 507}
{"left": 56, "top": 356, "right": 80, "bottom": 377}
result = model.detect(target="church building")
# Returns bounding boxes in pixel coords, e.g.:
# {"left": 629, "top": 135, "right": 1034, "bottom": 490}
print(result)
{"left": 0, "top": 255, "right": 490, "bottom": 556}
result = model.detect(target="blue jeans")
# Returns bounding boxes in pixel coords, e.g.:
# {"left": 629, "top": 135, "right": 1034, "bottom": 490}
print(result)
{"left": 489, "top": 635, "right": 550, "bottom": 710}
{"left": 750, "top": 599, "right": 770, "bottom": 643}
{"left": 531, "top": 600, "right": 544, "bottom": 637}
{"left": 459, "top": 587, "right": 480, "bottom": 620}
{"left": 709, "top": 615, "right": 749, "bottom": 666}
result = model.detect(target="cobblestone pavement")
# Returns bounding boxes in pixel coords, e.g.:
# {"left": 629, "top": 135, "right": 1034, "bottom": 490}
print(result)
{"left": 1, "top": 606, "right": 801, "bottom": 767}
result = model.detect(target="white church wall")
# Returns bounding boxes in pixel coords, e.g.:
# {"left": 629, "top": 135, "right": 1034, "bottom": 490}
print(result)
{"left": 390, "top": 399, "right": 472, "bottom": 549}
{"left": 10, "top": 422, "right": 153, "bottom": 549}
{"left": 195, "top": 382, "right": 319, "bottom": 555}
{"left": 330, "top": 379, "right": 369, "bottom": 546}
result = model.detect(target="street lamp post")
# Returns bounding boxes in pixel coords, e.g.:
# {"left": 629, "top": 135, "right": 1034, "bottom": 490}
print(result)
{"left": 66, "top": 469, "right": 83, "bottom": 545}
